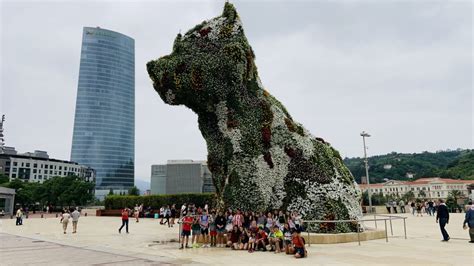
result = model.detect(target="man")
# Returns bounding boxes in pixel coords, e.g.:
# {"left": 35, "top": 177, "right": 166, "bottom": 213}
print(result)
{"left": 269, "top": 225, "right": 284, "bottom": 253}
{"left": 428, "top": 199, "right": 435, "bottom": 216}
{"left": 71, "top": 208, "right": 81, "bottom": 233}
{"left": 385, "top": 202, "right": 391, "bottom": 214}
{"left": 180, "top": 212, "right": 193, "bottom": 249}
{"left": 399, "top": 199, "right": 406, "bottom": 213}
{"left": 436, "top": 199, "right": 450, "bottom": 241}
{"left": 463, "top": 201, "right": 474, "bottom": 243}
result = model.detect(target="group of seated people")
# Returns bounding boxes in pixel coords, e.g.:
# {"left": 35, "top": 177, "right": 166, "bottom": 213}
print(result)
{"left": 179, "top": 206, "right": 307, "bottom": 258}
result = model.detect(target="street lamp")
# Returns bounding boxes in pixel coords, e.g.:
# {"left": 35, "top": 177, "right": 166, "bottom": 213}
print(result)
{"left": 360, "top": 131, "right": 372, "bottom": 213}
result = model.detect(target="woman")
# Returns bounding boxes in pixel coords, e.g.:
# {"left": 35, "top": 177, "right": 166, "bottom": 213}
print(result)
{"left": 232, "top": 210, "right": 243, "bottom": 228}
{"left": 134, "top": 204, "right": 140, "bottom": 223}
{"left": 215, "top": 211, "right": 226, "bottom": 247}
{"left": 257, "top": 212, "right": 266, "bottom": 229}
{"left": 118, "top": 207, "right": 130, "bottom": 234}
{"left": 283, "top": 223, "right": 293, "bottom": 254}
{"left": 265, "top": 212, "right": 274, "bottom": 233}
{"left": 227, "top": 225, "right": 241, "bottom": 249}
{"left": 239, "top": 227, "right": 249, "bottom": 250}
{"left": 60, "top": 209, "right": 71, "bottom": 234}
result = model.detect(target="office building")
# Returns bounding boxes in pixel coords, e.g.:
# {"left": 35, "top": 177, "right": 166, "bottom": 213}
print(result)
{"left": 71, "top": 27, "right": 135, "bottom": 197}
{"left": 0, "top": 148, "right": 95, "bottom": 183}
{"left": 150, "top": 160, "right": 215, "bottom": 195}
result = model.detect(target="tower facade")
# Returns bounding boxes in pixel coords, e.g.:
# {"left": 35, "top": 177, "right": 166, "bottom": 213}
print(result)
{"left": 71, "top": 27, "right": 135, "bottom": 196}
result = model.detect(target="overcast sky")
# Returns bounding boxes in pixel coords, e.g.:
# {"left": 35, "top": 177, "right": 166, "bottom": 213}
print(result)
{"left": 1, "top": 0, "right": 472, "bottom": 182}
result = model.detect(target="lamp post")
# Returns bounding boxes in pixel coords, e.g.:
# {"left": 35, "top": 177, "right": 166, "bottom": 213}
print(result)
{"left": 361, "top": 131, "right": 372, "bottom": 213}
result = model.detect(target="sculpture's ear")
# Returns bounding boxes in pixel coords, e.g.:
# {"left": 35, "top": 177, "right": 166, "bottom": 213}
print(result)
{"left": 222, "top": 2, "right": 238, "bottom": 22}
{"left": 172, "top": 33, "right": 182, "bottom": 53}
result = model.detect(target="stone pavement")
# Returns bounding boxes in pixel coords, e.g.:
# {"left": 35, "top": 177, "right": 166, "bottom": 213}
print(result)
{"left": 0, "top": 213, "right": 473, "bottom": 265}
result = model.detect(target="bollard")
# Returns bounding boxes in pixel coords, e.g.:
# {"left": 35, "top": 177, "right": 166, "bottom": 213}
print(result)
{"left": 85, "top": 212, "right": 88, "bottom": 217}
{"left": 41, "top": 214, "right": 43, "bottom": 218}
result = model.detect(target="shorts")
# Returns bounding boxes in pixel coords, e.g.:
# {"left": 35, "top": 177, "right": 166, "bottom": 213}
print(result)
{"left": 210, "top": 230, "right": 217, "bottom": 236}
{"left": 193, "top": 229, "right": 201, "bottom": 236}
{"left": 201, "top": 228, "right": 209, "bottom": 235}
{"left": 181, "top": 229, "right": 191, "bottom": 237}
{"left": 217, "top": 227, "right": 226, "bottom": 234}
{"left": 295, "top": 247, "right": 305, "bottom": 257}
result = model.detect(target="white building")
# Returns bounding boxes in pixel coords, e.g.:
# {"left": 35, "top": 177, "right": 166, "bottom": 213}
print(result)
{"left": 359, "top": 177, "right": 474, "bottom": 199}
{"left": 0, "top": 148, "right": 95, "bottom": 183}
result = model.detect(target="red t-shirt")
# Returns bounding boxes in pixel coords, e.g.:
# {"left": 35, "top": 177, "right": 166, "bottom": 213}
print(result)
{"left": 121, "top": 210, "right": 129, "bottom": 220}
{"left": 182, "top": 216, "right": 193, "bottom": 231}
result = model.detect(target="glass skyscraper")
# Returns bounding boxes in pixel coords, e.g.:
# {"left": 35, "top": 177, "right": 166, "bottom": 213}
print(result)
{"left": 71, "top": 27, "right": 134, "bottom": 194}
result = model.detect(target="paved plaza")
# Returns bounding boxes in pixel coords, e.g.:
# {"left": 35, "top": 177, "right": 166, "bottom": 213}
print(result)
{"left": 0, "top": 213, "right": 473, "bottom": 265}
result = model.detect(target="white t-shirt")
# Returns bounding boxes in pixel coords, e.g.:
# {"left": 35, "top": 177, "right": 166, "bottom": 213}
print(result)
{"left": 62, "top": 213, "right": 71, "bottom": 223}
{"left": 71, "top": 211, "right": 80, "bottom": 222}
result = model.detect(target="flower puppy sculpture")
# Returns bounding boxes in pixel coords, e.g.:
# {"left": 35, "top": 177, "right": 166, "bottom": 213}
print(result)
{"left": 147, "top": 3, "right": 362, "bottom": 232}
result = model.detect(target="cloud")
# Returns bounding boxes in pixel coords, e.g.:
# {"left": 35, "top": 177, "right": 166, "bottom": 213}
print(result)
{"left": 1, "top": 0, "right": 472, "bottom": 182}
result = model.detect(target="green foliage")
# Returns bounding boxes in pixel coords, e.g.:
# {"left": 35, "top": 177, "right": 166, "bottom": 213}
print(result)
{"left": 3, "top": 176, "right": 94, "bottom": 208}
{"left": 344, "top": 149, "right": 473, "bottom": 183}
{"left": 104, "top": 193, "right": 216, "bottom": 210}
{"left": 108, "top": 188, "right": 114, "bottom": 196}
{"left": 362, "top": 191, "right": 388, "bottom": 205}
{"left": 128, "top": 186, "right": 140, "bottom": 196}
{"left": 0, "top": 173, "right": 9, "bottom": 185}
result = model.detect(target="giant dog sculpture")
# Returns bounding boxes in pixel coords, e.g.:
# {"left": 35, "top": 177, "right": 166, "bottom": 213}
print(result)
{"left": 147, "top": 3, "right": 362, "bottom": 232}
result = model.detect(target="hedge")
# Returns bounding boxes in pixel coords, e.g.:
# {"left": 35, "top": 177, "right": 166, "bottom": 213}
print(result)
{"left": 104, "top": 193, "right": 216, "bottom": 210}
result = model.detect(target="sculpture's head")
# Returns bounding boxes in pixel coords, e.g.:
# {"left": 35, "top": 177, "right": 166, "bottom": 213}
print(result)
{"left": 146, "top": 3, "right": 259, "bottom": 113}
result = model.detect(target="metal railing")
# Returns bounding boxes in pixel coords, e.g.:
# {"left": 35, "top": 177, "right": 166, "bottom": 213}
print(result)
{"left": 302, "top": 214, "right": 408, "bottom": 246}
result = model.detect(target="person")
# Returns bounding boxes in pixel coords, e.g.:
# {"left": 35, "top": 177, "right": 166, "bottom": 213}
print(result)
{"left": 392, "top": 200, "right": 398, "bottom": 214}
{"left": 209, "top": 211, "right": 217, "bottom": 247}
{"left": 227, "top": 225, "right": 241, "bottom": 249}
{"left": 463, "top": 202, "right": 474, "bottom": 243}
{"left": 257, "top": 212, "right": 266, "bottom": 229}
{"left": 191, "top": 214, "right": 201, "bottom": 248}
{"left": 200, "top": 210, "right": 210, "bottom": 247}
{"left": 71, "top": 208, "right": 81, "bottom": 233}
{"left": 180, "top": 203, "right": 187, "bottom": 218}
{"left": 118, "top": 207, "right": 130, "bottom": 234}
{"left": 239, "top": 227, "right": 249, "bottom": 250}
{"left": 416, "top": 202, "right": 423, "bottom": 217}
{"left": 170, "top": 204, "right": 177, "bottom": 226}
{"left": 232, "top": 209, "right": 243, "bottom": 228}
{"left": 215, "top": 211, "right": 226, "bottom": 247}
{"left": 399, "top": 199, "right": 406, "bottom": 213}
{"left": 410, "top": 201, "right": 416, "bottom": 216}
{"left": 159, "top": 206, "right": 165, "bottom": 224}
{"left": 436, "top": 199, "right": 450, "bottom": 241}
{"left": 16, "top": 208, "right": 23, "bottom": 226}
{"left": 428, "top": 200, "right": 435, "bottom": 216}
{"left": 180, "top": 213, "right": 193, "bottom": 249}
{"left": 61, "top": 209, "right": 71, "bottom": 234}
{"left": 269, "top": 225, "right": 284, "bottom": 253}
{"left": 385, "top": 202, "right": 391, "bottom": 214}
{"left": 248, "top": 230, "right": 256, "bottom": 253}
{"left": 292, "top": 229, "right": 307, "bottom": 258}
{"left": 265, "top": 212, "right": 274, "bottom": 233}
{"left": 255, "top": 227, "right": 269, "bottom": 251}
{"left": 163, "top": 205, "right": 171, "bottom": 227}
{"left": 283, "top": 223, "right": 293, "bottom": 254}
{"left": 134, "top": 204, "right": 140, "bottom": 223}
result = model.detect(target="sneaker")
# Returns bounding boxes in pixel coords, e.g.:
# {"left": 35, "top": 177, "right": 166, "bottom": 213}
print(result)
{"left": 469, "top": 241, "right": 474, "bottom": 243}
{"left": 185, "top": 245, "right": 190, "bottom": 249}
{"left": 179, "top": 246, "right": 184, "bottom": 250}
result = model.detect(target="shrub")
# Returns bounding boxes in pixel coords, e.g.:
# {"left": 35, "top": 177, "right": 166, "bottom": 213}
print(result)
{"left": 104, "top": 193, "right": 216, "bottom": 210}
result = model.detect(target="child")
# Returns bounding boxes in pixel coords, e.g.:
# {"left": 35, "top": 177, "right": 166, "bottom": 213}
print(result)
{"left": 292, "top": 229, "right": 307, "bottom": 258}
{"left": 283, "top": 223, "right": 293, "bottom": 254}
{"left": 191, "top": 215, "right": 201, "bottom": 248}
{"left": 269, "top": 225, "right": 284, "bottom": 253}
{"left": 209, "top": 212, "right": 217, "bottom": 247}
{"left": 255, "top": 227, "right": 269, "bottom": 251}
{"left": 200, "top": 211, "right": 210, "bottom": 248}
{"left": 179, "top": 213, "right": 193, "bottom": 249}
{"left": 248, "top": 230, "right": 256, "bottom": 253}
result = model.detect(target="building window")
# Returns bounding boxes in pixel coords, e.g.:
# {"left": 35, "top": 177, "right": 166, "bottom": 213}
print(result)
{"left": 21, "top": 162, "right": 24, "bottom": 167}
{"left": 33, "top": 169, "right": 37, "bottom": 174}
{"left": 12, "top": 174, "right": 16, "bottom": 178}
{"left": 26, "top": 163, "right": 30, "bottom": 167}
{"left": 39, "top": 175, "right": 42, "bottom": 179}
{"left": 12, "top": 168, "right": 17, "bottom": 172}
{"left": 13, "top": 162, "right": 17, "bottom": 166}
{"left": 6, "top": 161, "right": 10, "bottom": 166}
{"left": 49, "top": 170, "right": 53, "bottom": 174}
{"left": 44, "top": 164, "right": 48, "bottom": 169}
{"left": 50, "top": 165, "right": 53, "bottom": 169}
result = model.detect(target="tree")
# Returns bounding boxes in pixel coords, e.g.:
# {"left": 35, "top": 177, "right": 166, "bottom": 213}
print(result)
{"left": 448, "top": 190, "right": 463, "bottom": 203}
{"left": 0, "top": 173, "right": 9, "bottom": 184}
{"left": 108, "top": 188, "right": 114, "bottom": 196}
{"left": 128, "top": 186, "right": 140, "bottom": 196}
{"left": 402, "top": 191, "right": 415, "bottom": 202}
{"left": 418, "top": 190, "right": 426, "bottom": 198}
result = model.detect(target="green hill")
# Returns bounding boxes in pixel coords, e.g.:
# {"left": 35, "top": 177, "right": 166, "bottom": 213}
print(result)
{"left": 344, "top": 149, "right": 474, "bottom": 184}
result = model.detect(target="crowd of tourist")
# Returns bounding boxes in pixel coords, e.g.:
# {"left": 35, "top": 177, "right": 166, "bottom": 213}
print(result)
{"left": 175, "top": 203, "right": 307, "bottom": 258}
